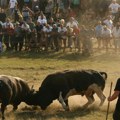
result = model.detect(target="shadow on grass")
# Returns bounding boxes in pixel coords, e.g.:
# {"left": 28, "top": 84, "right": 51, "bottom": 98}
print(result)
{"left": 0, "top": 50, "right": 120, "bottom": 62}
{"left": 0, "top": 51, "right": 91, "bottom": 61}
{"left": 14, "top": 106, "right": 102, "bottom": 120}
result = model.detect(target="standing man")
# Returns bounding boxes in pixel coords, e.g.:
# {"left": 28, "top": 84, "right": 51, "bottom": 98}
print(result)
{"left": 95, "top": 21, "right": 103, "bottom": 49}
{"left": 9, "top": 0, "right": 18, "bottom": 16}
{"left": 102, "top": 25, "right": 112, "bottom": 52}
{"left": 108, "top": 78, "right": 120, "bottom": 120}
{"left": 112, "top": 22, "right": 120, "bottom": 52}
{"left": 109, "top": 0, "right": 120, "bottom": 17}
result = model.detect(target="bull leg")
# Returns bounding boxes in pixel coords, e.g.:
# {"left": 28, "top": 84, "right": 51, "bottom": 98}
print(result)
{"left": 87, "top": 84, "right": 106, "bottom": 106}
{"left": 13, "top": 101, "right": 20, "bottom": 111}
{"left": 58, "top": 91, "right": 69, "bottom": 111}
{"left": 64, "top": 99, "right": 70, "bottom": 111}
{"left": 1, "top": 104, "right": 6, "bottom": 120}
{"left": 83, "top": 95, "right": 95, "bottom": 108}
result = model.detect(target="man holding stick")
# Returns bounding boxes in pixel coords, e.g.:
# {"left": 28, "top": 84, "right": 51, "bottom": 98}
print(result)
{"left": 108, "top": 78, "right": 120, "bottom": 120}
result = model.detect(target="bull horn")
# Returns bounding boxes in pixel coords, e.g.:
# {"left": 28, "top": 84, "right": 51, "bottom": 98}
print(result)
{"left": 31, "top": 85, "right": 34, "bottom": 89}
{"left": 58, "top": 91, "right": 67, "bottom": 110}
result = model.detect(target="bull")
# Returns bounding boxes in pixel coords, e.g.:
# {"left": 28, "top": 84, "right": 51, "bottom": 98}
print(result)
{"left": 25, "top": 69, "right": 107, "bottom": 111}
{"left": 0, "top": 75, "right": 34, "bottom": 120}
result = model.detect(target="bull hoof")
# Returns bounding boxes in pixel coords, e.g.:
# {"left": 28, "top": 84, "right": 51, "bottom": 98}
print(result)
{"left": 65, "top": 107, "right": 70, "bottom": 111}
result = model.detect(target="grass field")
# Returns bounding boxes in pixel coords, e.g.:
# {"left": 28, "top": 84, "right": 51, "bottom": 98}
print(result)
{"left": 0, "top": 50, "right": 119, "bottom": 120}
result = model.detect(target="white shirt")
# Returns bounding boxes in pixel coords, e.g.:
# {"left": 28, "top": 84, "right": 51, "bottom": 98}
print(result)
{"left": 21, "top": 23, "right": 31, "bottom": 32}
{"left": 9, "top": 0, "right": 17, "bottom": 8}
{"left": 37, "top": 18, "right": 47, "bottom": 25}
{"left": 3, "top": 22, "right": 14, "bottom": 28}
{"left": 109, "top": 3, "right": 120, "bottom": 13}
{"left": 43, "top": 26, "right": 52, "bottom": 33}
{"left": 103, "top": 19, "right": 113, "bottom": 30}
{"left": 58, "top": 27, "right": 67, "bottom": 33}
{"left": 66, "top": 21, "right": 78, "bottom": 28}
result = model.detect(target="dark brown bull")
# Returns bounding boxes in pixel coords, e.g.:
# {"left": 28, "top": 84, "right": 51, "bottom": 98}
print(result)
{"left": 0, "top": 75, "right": 33, "bottom": 120}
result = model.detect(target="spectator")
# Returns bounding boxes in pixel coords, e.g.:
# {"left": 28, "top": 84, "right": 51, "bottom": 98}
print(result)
{"left": 112, "top": 22, "right": 120, "bottom": 52}
{"left": 21, "top": 21, "right": 31, "bottom": 50}
{"left": 3, "top": 18, "right": 14, "bottom": 51}
{"left": 73, "top": 25, "right": 80, "bottom": 52}
{"left": 58, "top": 23, "right": 67, "bottom": 52}
{"left": 43, "top": 24, "right": 53, "bottom": 50}
{"left": 109, "top": 0, "right": 120, "bottom": 17}
{"left": 95, "top": 21, "right": 103, "bottom": 49}
{"left": 66, "top": 17, "right": 78, "bottom": 28}
{"left": 14, "top": 22, "right": 24, "bottom": 51}
{"left": 14, "top": 5, "right": 21, "bottom": 22}
{"left": 22, "top": 5, "right": 33, "bottom": 21}
{"left": 57, "top": 0, "right": 65, "bottom": 11}
{"left": 66, "top": 25, "right": 74, "bottom": 51}
{"left": 51, "top": 24, "right": 59, "bottom": 51}
{"left": 45, "top": 0, "right": 54, "bottom": 19}
{"left": 35, "top": 21, "right": 43, "bottom": 50}
{"left": 0, "top": 9, "right": 6, "bottom": 23}
{"left": 103, "top": 16, "right": 113, "bottom": 30}
{"left": 37, "top": 12, "right": 47, "bottom": 25}
{"left": 32, "top": 0, "right": 39, "bottom": 10}
{"left": 0, "top": 24, "right": 3, "bottom": 52}
{"left": 102, "top": 25, "right": 112, "bottom": 52}
{"left": 33, "top": 6, "right": 40, "bottom": 20}
{"left": 9, "top": 0, "right": 18, "bottom": 16}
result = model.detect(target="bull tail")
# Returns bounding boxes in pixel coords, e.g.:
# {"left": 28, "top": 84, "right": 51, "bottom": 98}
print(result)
{"left": 100, "top": 72, "right": 107, "bottom": 80}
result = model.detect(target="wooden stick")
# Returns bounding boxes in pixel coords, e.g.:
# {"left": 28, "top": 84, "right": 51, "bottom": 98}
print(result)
{"left": 106, "top": 82, "right": 113, "bottom": 120}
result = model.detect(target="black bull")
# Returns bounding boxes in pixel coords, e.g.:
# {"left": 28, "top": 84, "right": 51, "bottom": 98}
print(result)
{"left": 0, "top": 75, "right": 33, "bottom": 120}
{"left": 26, "top": 70, "right": 107, "bottom": 111}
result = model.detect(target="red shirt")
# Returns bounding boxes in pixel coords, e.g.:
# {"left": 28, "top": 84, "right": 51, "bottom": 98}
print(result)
{"left": 73, "top": 27, "right": 80, "bottom": 35}
{"left": 6, "top": 27, "right": 15, "bottom": 36}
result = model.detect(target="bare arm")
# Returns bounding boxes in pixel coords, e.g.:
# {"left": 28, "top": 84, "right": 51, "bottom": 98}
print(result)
{"left": 108, "top": 91, "right": 120, "bottom": 101}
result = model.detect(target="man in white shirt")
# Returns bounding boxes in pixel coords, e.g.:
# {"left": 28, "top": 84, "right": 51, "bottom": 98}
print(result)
{"left": 43, "top": 24, "right": 53, "bottom": 50}
{"left": 9, "top": 0, "right": 17, "bottom": 15}
{"left": 103, "top": 16, "right": 113, "bottom": 30}
{"left": 58, "top": 24, "right": 67, "bottom": 51}
{"left": 109, "top": 0, "right": 120, "bottom": 15}
{"left": 66, "top": 17, "right": 78, "bottom": 28}
{"left": 37, "top": 14, "right": 47, "bottom": 25}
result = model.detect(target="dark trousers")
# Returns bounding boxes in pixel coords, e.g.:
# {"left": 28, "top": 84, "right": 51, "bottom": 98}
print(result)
{"left": 52, "top": 35, "right": 59, "bottom": 51}
{"left": 113, "top": 110, "right": 120, "bottom": 120}
{"left": 10, "top": 35, "right": 15, "bottom": 50}
{"left": 15, "top": 36, "right": 24, "bottom": 51}
{"left": 4, "top": 34, "right": 10, "bottom": 50}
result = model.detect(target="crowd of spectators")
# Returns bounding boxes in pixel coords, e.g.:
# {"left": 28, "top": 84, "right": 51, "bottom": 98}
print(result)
{"left": 0, "top": 0, "right": 120, "bottom": 55}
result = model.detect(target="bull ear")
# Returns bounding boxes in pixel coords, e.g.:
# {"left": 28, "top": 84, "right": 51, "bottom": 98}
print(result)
{"left": 100, "top": 72, "right": 107, "bottom": 80}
